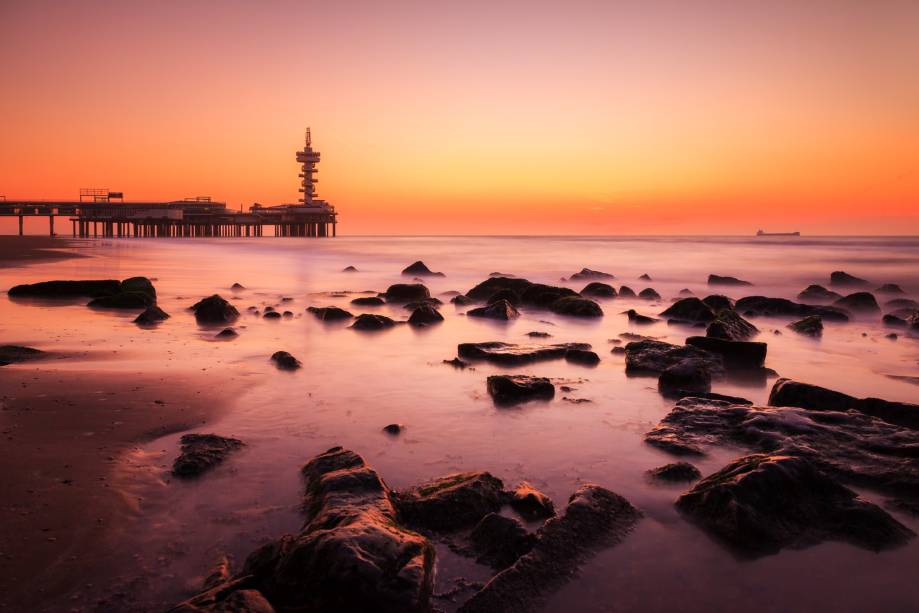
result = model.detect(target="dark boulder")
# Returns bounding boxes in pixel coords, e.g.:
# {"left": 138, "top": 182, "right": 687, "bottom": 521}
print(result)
{"left": 885, "top": 298, "right": 919, "bottom": 310}
{"left": 8, "top": 279, "right": 121, "bottom": 299}
{"left": 685, "top": 336, "right": 767, "bottom": 370}
{"left": 487, "top": 289, "right": 521, "bottom": 306}
{"left": 830, "top": 271, "right": 870, "bottom": 287}
{"left": 134, "top": 305, "right": 170, "bottom": 325}
{"left": 798, "top": 285, "right": 842, "bottom": 303}
{"left": 408, "top": 305, "right": 444, "bottom": 326}
{"left": 458, "top": 485, "right": 641, "bottom": 613}
{"left": 384, "top": 283, "right": 430, "bottom": 303}
{"left": 451, "top": 294, "right": 474, "bottom": 306}
{"left": 706, "top": 310, "right": 758, "bottom": 341}
{"left": 230, "top": 282, "right": 247, "bottom": 290}
{"left": 658, "top": 359, "right": 712, "bottom": 397}
{"left": 350, "top": 296, "right": 385, "bottom": 306}
{"left": 569, "top": 268, "right": 615, "bottom": 280}
{"left": 0, "top": 345, "right": 46, "bottom": 366}
{"left": 470, "top": 513, "right": 536, "bottom": 570}
{"left": 638, "top": 288, "right": 661, "bottom": 301}
{"left": 708, "top": 274, "right": 752, "bottom": 286}
{"left": 788, "top": 315, "right": 823, "bottom": 337}
{"left": 834, "top": 292, "right": 880, "bottom": 313}
{"left": 526, "top": 331, "right": 552, "bottom": 338}
{"left": 403, "top": 298, "right": 442, "bottom": 310}
{"left": 625, "top": 309, "right": 658, "bottom": 324}
{"left": 121, "top": 276, "right": 157, "bottom": 301}
{"left": 618, "top": 286, "right": 636, "bottom": 297}
{"left": 190, "top": 294, "right": 239, "bottom": 324}
{"left": 263, "top": 311, "right": 282, "bottom": 320}
{"left": 402, "top": 261, "right": 444, "bottom": 276}
{"left": 307, "top": 306, "right": 353, "bottom": 321}
{"left": 625, "top": 340, "right": 723, "bottom": 375}
{"left": 676, "top": 454, "right": 913, "bottom": 557}
{"left": 510, "top": 482, "right": 555, "bottom": 520}
{"left": 88, "top": 291, "right": 154, "bottom": 309}
{"left": 395, "top": 471, "right": 506, "bottom": 530}
{"left": 647, "top": 462, "right": 701, "bottom": 482}
{"left": 701, "top": 294, "right": 734, "bottom": 313}
{"left": 734, "top": 296, "right": 849, "bottom": 321}
{"left": 458, "top": 342, "right": 591, "bottom": 366}
{"left": 669, "top": 390, "right": 753, "bottom": 405}
{"left": 521, "top": 284, "right": 579, "bottom": 308}
{"left": 341, "top": 265, "right": 358, "bottom": 272}
{"left": 564, "top": 348, "right": 600, "bottom": 366}
{"left": 883, "top": 314, "right": 908, "bottom": 328}
{"left": 466, "top": 277, "right": 534, "bottom": 302}
{"left": 548, "top": 296, "right": 603, "bottom": 317}
{"left": 580, "top": 282, "right": 617, "bottom": 298}
{"left": 382, "top": 423, "right": 403, "bottom": 435}
{"left": 443, "top": 357, "right": 469, "bottom": 369}
{"left": 875, "top": 283, "right": 904, "bottom": 294}
{"left": 487, "top": 375, "right": 555, "bottom": 405}
{"left": 660, "top": 298, "right": 715, "bottom": 323}
{"left": 172, "top": 434, "right": 245, "bottom": 478}
{"left": 215, "top": 327, "right": 238, "bottom": 339}
{"left": 351, "top": 314, "right": 398, "bottom": 330}
{"left": 768, "top": 378, "right": 919, "bottom": 430}
{"left": 639, "top": 273, "right": 652, "bottom": 281}
{"left": 679, "top": 288, "right": 695, "bottom": 296}
{"left": 270, "top": 351, "right": 301, "bottom": 370}
{"left": 467, "top": 299, "right": 520, "bottom": 320}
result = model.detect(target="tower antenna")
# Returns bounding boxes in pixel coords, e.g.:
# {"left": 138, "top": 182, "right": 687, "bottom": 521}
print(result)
{"left": 305, "top": 127, "right": 311, "bottom": 148}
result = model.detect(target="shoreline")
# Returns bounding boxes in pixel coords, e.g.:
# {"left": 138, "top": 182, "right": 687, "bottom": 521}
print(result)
{"left": 0, "top": 236, "right": 92, "bottom": 268}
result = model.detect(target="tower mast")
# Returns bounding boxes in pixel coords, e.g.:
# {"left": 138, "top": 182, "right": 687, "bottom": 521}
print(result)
{"left": 296, "top": 127, "right": 320, "bottom": 205}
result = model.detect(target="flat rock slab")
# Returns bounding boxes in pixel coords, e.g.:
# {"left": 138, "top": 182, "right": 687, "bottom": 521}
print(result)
{"left": 624, "top": 340, "right": 724, "bottom": 376}
{"left": 172, "top": 434, "right": 245, "bottom": 478}
{"left": 8, "top": 279, "right": 122, "bottom": 298}
{"left": 685, "top": 336, "right": 767, "bottom": 370}
{"left": 487, "top": 375, "right": 555, "bottom": 405}
{"left": 394, "top": 471, "right": 507, "bottom": 531}
{"left": 458, "top": 341, "right": 591, "bottom": 366}
{"left": 677, "top": 454, "right": 914, "bottom": 557}
{"left": 458, "top": 485, "right": 641, "bottom": 613}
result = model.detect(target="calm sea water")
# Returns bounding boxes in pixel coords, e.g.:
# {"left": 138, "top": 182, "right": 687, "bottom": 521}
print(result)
{"left": 2, "top": 235, "right": 918, "bottom": 612}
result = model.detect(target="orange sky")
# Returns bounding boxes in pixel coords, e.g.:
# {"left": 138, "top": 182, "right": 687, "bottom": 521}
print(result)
{"left": 1, "top": 0, "right": 917, "bottom": 234}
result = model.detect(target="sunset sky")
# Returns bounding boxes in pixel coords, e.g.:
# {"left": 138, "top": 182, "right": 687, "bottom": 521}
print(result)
{"left": 1, "top": 0, "right": 917, "bottom": 234}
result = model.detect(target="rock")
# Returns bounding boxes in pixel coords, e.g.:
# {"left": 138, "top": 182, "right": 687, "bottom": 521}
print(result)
{"left": 885, "top": 298, "right": 919, "bottom": 310}
{"left": 458, "top": 341, "right": 591, "bottom": 365}
{"left": 307, "top": 306, "right": 353, "bottom": 321}
{"left": 408, "top": 305, "right": 444, "bottom": 326}
{"left": 625, "top": 309, "right": 658, "bottom": 324}
{"left": 887, "top": 333, "right": 898, "bottom": 340}
{"left": 521, "top": 284, "right": 579, "bottom": 308}
{"left": 350, "top": 296, "right": 385, "bottom": 306}
{"left": 486, "top": 289, "right": 521, "bottom": 306}
{"left": 470, "top": 513, "right": 536, "bottom": 570}
{"left": 565, "top": 348, "right": 600, "bottom": 366}
{"left": 579, "top": 282, "right": 617, "bottom": 298}
{"left": 660, "top": 298, "right": 716, "bottom": 322}
{"left": 618, "top": 286, "right": 636, "bottom": 297}
{"left": 458, "top": 485, "right": 641, "bottom": 613}
{"left": 834, "top": 292, "right": 880, "bottom": 313}
{"left": 383, "top": 283, "right": 430, "bottom": 303}
{"left": 639, "top": 273, "right": 652, "bottom": 281}
{"left": 177, "top": 447, "right": 435, "bottom": 612}
{"left": 0, "top": 345, "right": 46, "bottom": 366}
{"left": 644, "top": 397, "right": 919, "bottom": 498}
{"left": 230, "top": 282, "right": 247, "bottom": 290}
{"left": 768, "top": 378, "right": 919, "bottom": 430}
{"left": 638, "top": 288, "right": 661, "bottom": 300}
{"left": 658, "top": 359, "right": 712, "bottom": 397}
{"left": 351, "top": 314, "right": 397, "bottom": 330}
{"left": 788, "top": 315, "right": 823, "bottom": 337}
{"left": 669, "top": 390, "right": 753, "bottom": 404}
{"left": 270, "top": 351, "right": 301, "bottom": 370}
{"left": 883, "top": 314, "right": 908, "bottom": 328}
{"left": 443, "top": 357, "right": 469, "bottom": 368}
{"left": 798, "top": 285, "right": 842, "bottom": 303}
{"left": 121, "top": 276, "right": 157, "bottom": 301}
{"left": 706, "top": 310, "right": 758, "bottom": 341}
{"left": 403, "top": 298, "right": 443, "bottom": 310}
{"left": 647, "top": 462, "right": 701, "bottom": 482}
{"left": 526, "top": 331, "right": 552, "bottom": 338}
{"left": 487, "top": 375, "right": 555, "bottom": 405}
{"left": 875, "top": 283, "right": 905, "bottom": 294}
{"left": 625, "top": 340, "right": 723, "bottom": 376}
{"left": 342, "top": 265, "right": 358, "bottom": 272}
{"left": 402, "top": 260, "right": 444, "bottom": 276}
{"left": 685, "top": 336, "right": 766, "bottom": 370}
{"left": 451, "top": 294, "right": 474, "bottom": 306}
{"left": 708, "top": 274, "right": 752, "bottom": 286}
{"left": 8, "top": 279, "right": 122, "bottom": 299}
{"left": 611, "top": 346, "right": 626, "bottom": 355}
{"left": 702, "top": 294, "right": 734, "bottom": 313}
{"left": 569, "top": 268, "right": 615, "bottom": 280}
{"left": 679, "top": 288, "right": 694, "bottom": 296}
{"left": 830, "top": 271, "right": 870, "bottom": 287}
{"left": 134, "top": 305, "right": 170, "bottom": 325}
{"left": 467, "top": 299, "right": 520, "bottom": 320}
{"left": 170, "top": 581, "right": 275, "bottom": 612}
{"left": 172, "top": 434, "right": 245, "bottom": 478}
{"left": 263, "top": 311, "right": 282, "bottom": 320}
{"left": 548, "top": 296, "right": 603, "bottom": 317}
{"left": 734, "top": 296, "right": 849, "bottom": 321}
{"left": 676, "top": 454, "right": 914, "bottom": 557}
{"left": 215, "top": 327, "right": 238, "bottom": 339}
{"left": 282, "top": 311, "right": 294, "bottom": 318}
{"left": 510, "top": 482, "right": 556, "bottom": 520}
{"left": 466, "top": 277, "right": 535, "bottom": 302}
{"left": 383, "top": 423, "right": 403, "bottom": 435}
{"left": 88, "top": 291, "right": 155, "bottom": 309}
{"left": 395, "top": 471, "right": 506, "bottom": 530}
{"left": 190, "top": 295, "right": 239, "bottom": 324}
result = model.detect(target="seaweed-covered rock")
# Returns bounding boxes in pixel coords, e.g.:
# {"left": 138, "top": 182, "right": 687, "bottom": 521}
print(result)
{"left": 466, "top": 277, "right": 535, "bottom": 302}
{"left": 190, "top": 294, "right": 239, "bottom": 324}
{"left": 768, "top": 378, "right": 919, "bottom": 430}
{"left": 676, "top": 454, "right": 913, "bottom": 557}
{"left": 788, "top": 315, "right": 823, "bottom": 337}
{"left": 625, "top": 340, "right": 723, "bottom": 376}
{"left": 625, "top": 309, "right": 658, "bottom": 324}
{"left": 408, "top": 305, "right": 444, "bottom": 326}
{"left": 510, "top": 482, "right": 555, "bottom": 520}
{"left": 708, "top": 274, "right": 752, "bottom": 286}
{"left": 0, "top": 345, "right": 46, "bottom": 366}
{"left": 647, "top": 462, "right": 701, "bottom": 482}
{"left": 638, "top": 288, "right": 661, "bottom": 301}
{"left": 134, "top": 305, "right": 170, "bottom": 325}
{"left": 270, "top": 351, "right": 301, "bottom": 370}
{"left": 402, "top": 261, "right": 444, "bottom": 276}
{"left": 470, "top": 513, "right": 536, "bottom": 570}
{"left": 487, "top": 375, "right": 555, "bottom": 405}
{"left": 307, "top": 306, "right": 353, "bottom": 321}
{"left": 351, "top": 314, "right": 397, "bottom": 331}
{"left": 798, "top": 285, "right": 842, "bottom": 303}
{"left": 685, "top": 336, "right": 767, "bottom": 370}
{"left": 172, "top": 434, "right": 245, "bottom": 478}
{"left": 660, "top": 298, "right": 715, "bottom": 323}
{"left": 564, "top": 348, "right": 600, "bottom": 366}
{"left": 734, "top": 296, "right": 849, "bottom": 322}
{"left": 706, "top": 310, "right": 758, "bottom": 341}
{"left": 830, "top": 271, "right": 870, "bottom": 287}
{"left": 395, "top": 471, "right": 506, "bottom": 530}
{"left": 658, "top": 359, "right": 712, "bottom": 397}
{"left": 467, "top": 299, "right": 520, "bottom": 320}
{"left": 458, "top": 341, "right": 591, "bottom": 366}
{"left": 458, "top": 485, "right": 641, "bottom": 613}
{"left": 579, "top": 282, "right": 617, "bottom": 298}
{"left": 834, "top": 292, "right": 880, "bottom": 313}
{"left": 569, "top": 268, "right": 614, "bottom": 280}
{"left": 549, "top": 296, "right": 603, "bottom": 317}
{"left": 8, "top": 279, "right": 122, "bottom": 299}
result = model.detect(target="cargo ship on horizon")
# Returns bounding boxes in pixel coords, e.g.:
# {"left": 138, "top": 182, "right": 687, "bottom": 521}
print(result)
{"left": 756, "top": 229, "right": 800, "bottom": 237}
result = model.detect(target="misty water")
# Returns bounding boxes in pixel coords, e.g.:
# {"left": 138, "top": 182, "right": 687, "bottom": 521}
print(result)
{"left": 3, "top": 235, "right": 919, "bottom": 612}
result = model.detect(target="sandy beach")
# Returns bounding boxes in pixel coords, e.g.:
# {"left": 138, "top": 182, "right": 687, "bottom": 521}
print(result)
{"left": 0, "top": 236, "right": 93, "bottom": 268}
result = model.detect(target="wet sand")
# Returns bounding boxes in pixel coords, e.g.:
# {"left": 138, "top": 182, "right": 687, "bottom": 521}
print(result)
{"left": 0, "top": 236, "right": 90, "bottom": 267}
{"left": 0, "top": 367, "right": 241, "bottom": 611}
